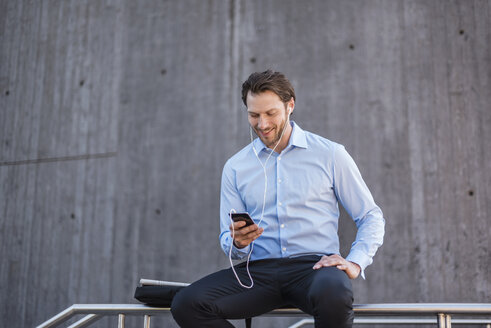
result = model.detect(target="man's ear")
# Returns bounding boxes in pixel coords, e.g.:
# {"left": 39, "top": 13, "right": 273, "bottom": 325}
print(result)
{"left": 287, "top": 98, "right": 295, "bottom": 115}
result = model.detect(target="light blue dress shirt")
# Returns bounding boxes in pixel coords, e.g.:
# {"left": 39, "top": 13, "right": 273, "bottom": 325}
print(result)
{"left": 219, "top": 121, "right": 385, "bottom": 278}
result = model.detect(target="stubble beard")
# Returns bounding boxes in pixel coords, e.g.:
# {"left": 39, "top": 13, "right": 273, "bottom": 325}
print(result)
{"left": 256, "top": 117, "right": 288, "bottom": 149}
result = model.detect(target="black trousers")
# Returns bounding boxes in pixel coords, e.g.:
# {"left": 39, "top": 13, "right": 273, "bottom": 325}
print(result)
{"left": 171, "top": 255, "right": 354, "bottom": 328}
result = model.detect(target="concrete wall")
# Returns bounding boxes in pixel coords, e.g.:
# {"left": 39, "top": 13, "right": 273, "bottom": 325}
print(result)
{"left": 1, "top": 1, "right": 489, "bottom": 327}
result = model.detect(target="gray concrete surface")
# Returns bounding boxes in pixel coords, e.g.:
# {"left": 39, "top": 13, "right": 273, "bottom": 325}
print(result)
{"left": 1, "top": 1, "right": 490, "bottom": 327}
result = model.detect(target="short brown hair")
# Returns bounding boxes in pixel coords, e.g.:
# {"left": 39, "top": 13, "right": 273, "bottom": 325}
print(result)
{"left": 241, "top": 70, "right": 296, "bottom": 107}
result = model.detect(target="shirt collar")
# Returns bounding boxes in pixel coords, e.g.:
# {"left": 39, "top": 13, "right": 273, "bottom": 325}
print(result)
{"left": 253, "top": 121, "right": 308, "bottom": 152}
{"left": 289, "top": 121, "right": 308, "bottom": 149}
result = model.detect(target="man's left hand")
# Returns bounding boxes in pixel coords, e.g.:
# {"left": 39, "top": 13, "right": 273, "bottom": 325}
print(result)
{"left": 313, "top": 254, "right": 361, "bottom": 279}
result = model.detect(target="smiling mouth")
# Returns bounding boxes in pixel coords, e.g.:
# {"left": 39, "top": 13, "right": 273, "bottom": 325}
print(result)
{"left": 259, "top": 129, "right": 274, "bottom": 137}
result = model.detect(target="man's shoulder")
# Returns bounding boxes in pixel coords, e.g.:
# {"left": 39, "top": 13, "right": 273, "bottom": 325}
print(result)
{"left": 302, "top": 130, "right": 357, "bottom": 170}
{"left": 302, "top": 129, "right": 344, "bottom": 153}
{"left": 223, "top": 142, "right": 254, "bottom": 170}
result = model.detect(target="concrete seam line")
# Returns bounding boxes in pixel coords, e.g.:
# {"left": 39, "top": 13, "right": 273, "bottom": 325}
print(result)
{"left": 0, "top": 152, "right": 118, "bottom": 166}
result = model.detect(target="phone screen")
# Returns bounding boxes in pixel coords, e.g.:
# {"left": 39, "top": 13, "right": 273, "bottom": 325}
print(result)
{"left": 231, "top": 212, "right": 255, "bottom": 227}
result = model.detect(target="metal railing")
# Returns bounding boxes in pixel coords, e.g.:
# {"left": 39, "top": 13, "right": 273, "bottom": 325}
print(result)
{"left": 289, "top": 317, "right": 491, "bottom": 328}
{"left": 37, "top": 303, "right": 491, "bottom": 328}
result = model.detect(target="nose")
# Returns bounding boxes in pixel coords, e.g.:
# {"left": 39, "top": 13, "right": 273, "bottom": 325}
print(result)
{"left": 257, "top": 116, "right": 269, "bottom": 130}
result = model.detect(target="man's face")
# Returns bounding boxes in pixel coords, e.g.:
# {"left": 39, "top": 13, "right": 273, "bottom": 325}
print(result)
{"left": 246, "top": 90, "right": 292, "bottom": 149}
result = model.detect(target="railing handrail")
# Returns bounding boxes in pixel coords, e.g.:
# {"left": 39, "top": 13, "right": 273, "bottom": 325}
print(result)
{"left": 37, "top": 303, "right": 491, "bottom": 328}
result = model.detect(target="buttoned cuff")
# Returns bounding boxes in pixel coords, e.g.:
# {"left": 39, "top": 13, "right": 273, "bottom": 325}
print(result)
{"left": 230, "top": 242, "right": 251, "bottom": 259}
{"left": 346, "top": 249, "right": 372, "bottom": 280}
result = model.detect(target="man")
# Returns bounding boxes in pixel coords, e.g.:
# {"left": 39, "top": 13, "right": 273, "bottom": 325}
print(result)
{"left": 171, "top": 70, "right": 385, "bottom": 328}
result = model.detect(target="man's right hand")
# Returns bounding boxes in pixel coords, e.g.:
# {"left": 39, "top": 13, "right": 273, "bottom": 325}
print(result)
{"left": 229, "top": 221, "right": 264, "bottom": 248}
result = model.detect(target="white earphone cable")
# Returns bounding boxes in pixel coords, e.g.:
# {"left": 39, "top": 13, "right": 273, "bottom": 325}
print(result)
{"left": 228, "top": 109, "right": 292, "bottom": 288}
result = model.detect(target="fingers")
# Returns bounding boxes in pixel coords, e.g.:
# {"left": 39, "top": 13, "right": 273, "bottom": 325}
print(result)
{"left": 312, "top": 255, "right": 361, "bottom": 279}
{"left": 234, "top": 232, "right": 262, "bottom": 248}
{"left": 229, "top": 223, "right": 263, "bottom": 248}
{"left": 238, "top": 226, "right": 263, "bottom": 242}
{"left": 230, "top": 220, "right": 259, "bottom": 232}
{"left": 229, "top": 222, "right": 261, "bottom": 235}
{"left": 312, "top": 254, "right": 346, "bottom": 270}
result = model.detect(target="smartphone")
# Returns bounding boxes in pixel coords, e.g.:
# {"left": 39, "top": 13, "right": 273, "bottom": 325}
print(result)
{"left": 231, "top": 212, "right": 255, "bottom": 227}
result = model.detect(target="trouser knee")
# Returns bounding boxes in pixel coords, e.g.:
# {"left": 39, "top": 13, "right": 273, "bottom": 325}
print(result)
{"left": 309, "top": 285, "right": 353, "bottom": 308}
{"left": 171, "top": 289, "right": 199, "bottom": 325}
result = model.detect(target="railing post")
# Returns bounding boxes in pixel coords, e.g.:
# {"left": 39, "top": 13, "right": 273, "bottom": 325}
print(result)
{"left": 437, "top": 313, "right": 452, "bottom": 328}
{"left": 438, "top": 313, "right": 445, "bottom": 328}
{"left": 143, "top": 315, "right": 151, "bottom": 328}
{"left": 118, "top": 314, "right": 125, "bottom": 328}
{"left": 446, "top": 314, "right": 451, "bottom": 328}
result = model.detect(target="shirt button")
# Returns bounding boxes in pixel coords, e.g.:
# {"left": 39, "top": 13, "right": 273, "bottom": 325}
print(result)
{"left": 280, "top": 224, "right": 285, "bottom": 228}
{"left": 278, "top": 157, "right": 281, "bottom": 161}
{"left": 282, "top": 247, "right": 286, "bottom": 251}
{"left": 278, "top": 178, "right": 282, "bottom": 183}
{"left": 279, "top": 202, "right": 283, "bottom": 206}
